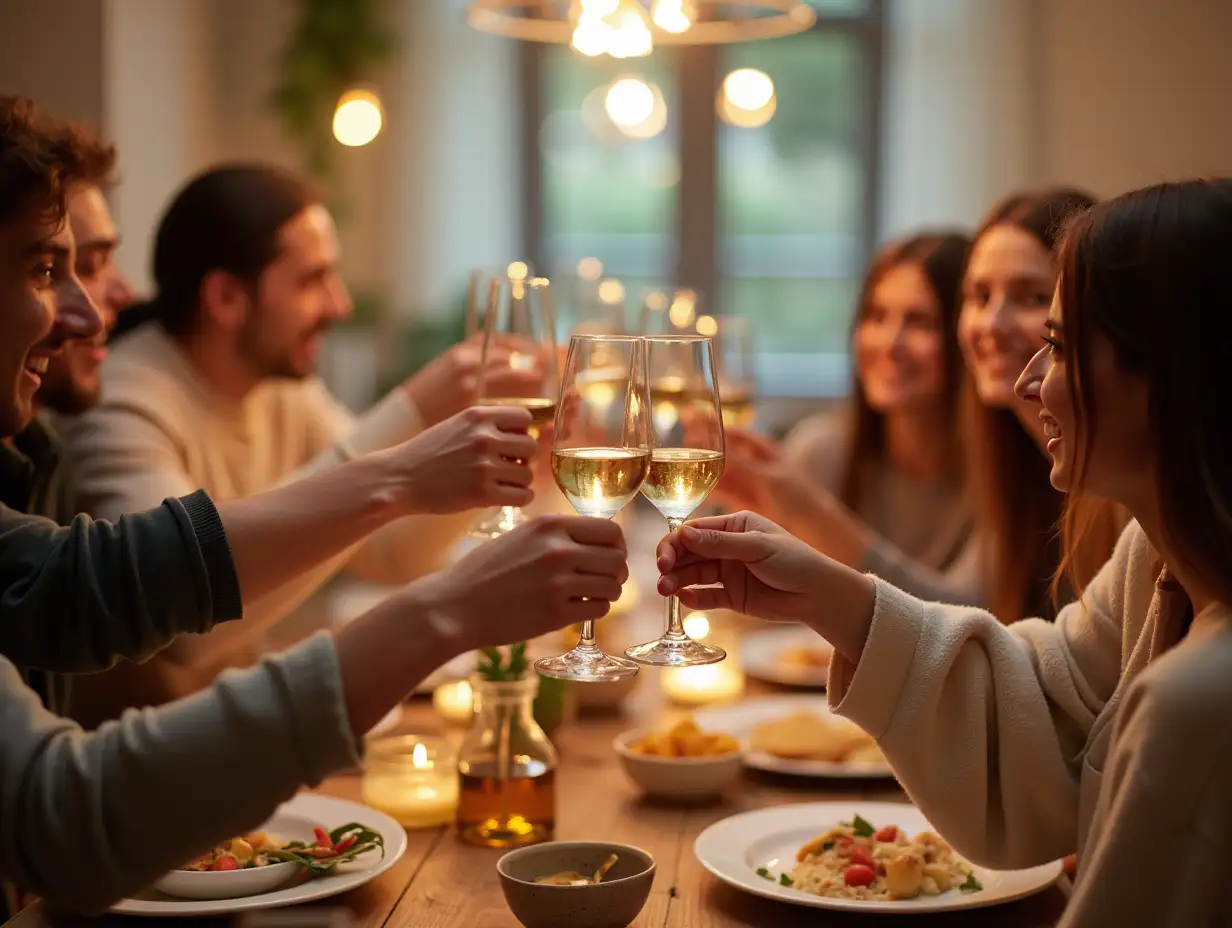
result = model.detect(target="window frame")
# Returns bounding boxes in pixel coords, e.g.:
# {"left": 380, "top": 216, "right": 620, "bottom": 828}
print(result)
{"left": 518, "top": 1, "right": 885, "bottom": 401}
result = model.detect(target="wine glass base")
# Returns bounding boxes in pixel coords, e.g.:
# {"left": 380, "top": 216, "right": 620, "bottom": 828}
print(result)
{"left": 535, "top": 649, "right": 640, "bottom": 683}
{"left": 624, "top": 637, "right": 727, "bottom": 667}
{"left": 468, "top": 506, "right": 528, "bottom": 539}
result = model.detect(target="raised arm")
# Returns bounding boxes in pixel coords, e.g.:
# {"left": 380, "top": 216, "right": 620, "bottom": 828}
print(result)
{"left": 655, "top": 511, "right": 1139, "bottom": 867}
{"left": 2, "top": 407, "right": 536, "bottom": 673}
{"left": 0, "top": 514, "right": 627, "bottom": 914}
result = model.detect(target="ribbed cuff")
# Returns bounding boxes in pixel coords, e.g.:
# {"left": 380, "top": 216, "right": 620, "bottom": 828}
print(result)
{"left": 177, "top": 489, "right": 243, "bottom": 622}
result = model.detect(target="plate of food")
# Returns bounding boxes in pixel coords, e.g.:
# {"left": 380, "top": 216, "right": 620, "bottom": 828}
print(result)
{"left": 694, "top": 801, "right": 1062, "bottom": 914}
{"left": 741, "top": 626, "right": 833, "bottom": 688}
{"left": 693, "top": 696, "right": 893, "bottom": 779}
{"left": 110, "top": 793, "right": 407, "bottom": 916}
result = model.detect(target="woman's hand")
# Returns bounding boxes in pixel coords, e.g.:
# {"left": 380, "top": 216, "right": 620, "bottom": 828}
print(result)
{"left": 388, "top": 405, "right": 537, "bottom": 515}
{"left": 655, "top": 511, "right": 876, "bottom": 663}
{"left": 410, "top": 514, "right": 629, "bottom": 649}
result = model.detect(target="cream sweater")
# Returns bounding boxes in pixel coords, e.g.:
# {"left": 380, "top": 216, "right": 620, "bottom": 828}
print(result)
{"left": 829, "top": 519, "right": 1232, "bottom": 926}
{"left": 57, "top": 324, "right": 470, "bottom": 718}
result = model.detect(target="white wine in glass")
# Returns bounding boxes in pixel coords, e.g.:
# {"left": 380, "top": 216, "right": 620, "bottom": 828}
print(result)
{"left": 625, "top": 335, "right": 727, "bottom": 667}
{"left": 707, "top": 314, "right": 756, "bottom": 429}
{"left": 535, "top": 335, "right": 649, "bottom": 683}
{"left": 468, "top": 275, "right": 559, "bottom": 539}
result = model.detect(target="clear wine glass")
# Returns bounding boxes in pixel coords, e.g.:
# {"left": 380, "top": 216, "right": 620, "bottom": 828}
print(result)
{"left": 466, "top": 262, "right": 534, "bottom": 337}
{"left": 625, "top": 335, "right": 727, "bottom": 667}
{"left": 535, "top": 335, "right": 649, "bottom": 682}
{"left": 707, "top": 314, "right": 756, "bottom": 429}
{"left": 468, "top": 275, "right": 559, "bottom": 539}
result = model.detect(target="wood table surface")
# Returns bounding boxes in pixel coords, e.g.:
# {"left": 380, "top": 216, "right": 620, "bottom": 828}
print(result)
{"left": 6, "top": 676, "right": 1069, "bottom": 928}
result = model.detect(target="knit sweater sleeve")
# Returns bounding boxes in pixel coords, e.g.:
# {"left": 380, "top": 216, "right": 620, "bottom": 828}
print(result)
{"left": 826, "top": 522, "right": 1141, "bottom": 868}
{"left": 0, "top": 492, "right": 241, "bottom": 672}
{"left": 0, "top": 634, "right": 358, "bottom": 914}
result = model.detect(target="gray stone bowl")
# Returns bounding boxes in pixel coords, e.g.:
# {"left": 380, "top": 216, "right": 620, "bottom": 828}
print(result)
{"left": 497, "top": 842, "right": 655, "bottom": 928}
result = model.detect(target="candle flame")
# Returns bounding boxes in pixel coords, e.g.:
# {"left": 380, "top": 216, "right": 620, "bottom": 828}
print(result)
{"left": 412, "top": 742, "right": 430, "bottom": 769}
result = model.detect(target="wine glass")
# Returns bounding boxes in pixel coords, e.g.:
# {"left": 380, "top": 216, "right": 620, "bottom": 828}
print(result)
{"left": 535, "top": 335, "right": 649, "bottom": 682}
{"left": 707, "top": 314, "right": 756, "bottom": 429}
{"left": 466, "top": 262, "right": 534, "bottom": 337}
{"left": 625, "top": 335, "right": 727, "bottom": 667}
{"left": 468, "top": 275, "right": 559, "bottom": 539}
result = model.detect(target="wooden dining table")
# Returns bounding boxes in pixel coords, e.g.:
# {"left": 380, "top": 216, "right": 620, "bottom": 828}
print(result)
{"left": 6, "top": 675, "right": 1069, "bottom": 928}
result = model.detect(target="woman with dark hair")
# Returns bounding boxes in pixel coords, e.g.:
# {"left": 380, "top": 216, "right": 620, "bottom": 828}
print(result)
{"left": 716, "top": 231, "right": 982, "bottom": 603}
{"left": 656, "top": 177, "right": 1232, "bottom": 924}
{"left": 958, "top": 188, "right": 1121, "bottom": 621}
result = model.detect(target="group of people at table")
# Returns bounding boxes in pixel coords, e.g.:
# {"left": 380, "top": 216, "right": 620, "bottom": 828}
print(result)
{"left": 0, "top": 94, "right": 1228, "bottom": 926}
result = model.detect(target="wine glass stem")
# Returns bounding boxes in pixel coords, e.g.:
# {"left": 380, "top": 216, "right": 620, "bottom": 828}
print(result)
{"left": 664, "top": 517, "right": 687, "bottom": 639}
{"left": 577, "top": 620, "right": 598, "bottom": 651}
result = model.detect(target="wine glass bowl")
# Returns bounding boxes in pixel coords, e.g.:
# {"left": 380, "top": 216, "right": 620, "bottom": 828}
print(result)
{"left": 534, "top": 335, "right": 649, "bottom": 683}
{"left": 625, "top": 335, "right": 727, "bottom": 668}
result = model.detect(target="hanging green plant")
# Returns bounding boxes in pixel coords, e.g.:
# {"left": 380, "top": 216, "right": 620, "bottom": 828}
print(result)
{"left": 269, "top": 0, "right": 396, "bottom": 194}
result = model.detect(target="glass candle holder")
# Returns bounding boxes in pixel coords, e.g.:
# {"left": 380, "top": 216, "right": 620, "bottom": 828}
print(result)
{"left": 361, "top": 735, "right": 460, "bottom": 828}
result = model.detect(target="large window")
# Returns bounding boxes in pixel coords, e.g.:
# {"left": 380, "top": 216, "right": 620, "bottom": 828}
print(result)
{"left": 523, "top": 0, "right": 883, "bottom": 397}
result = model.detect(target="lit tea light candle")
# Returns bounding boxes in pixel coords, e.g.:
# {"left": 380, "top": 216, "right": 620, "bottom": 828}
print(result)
{"left": 661, "top": 662, "right": 745, "bottom": 706}
{"left": 362, "top": 736, "right": 460, "bottom": 829}
{"left": 433, "top": 679, "right": 474, "bottom": 724}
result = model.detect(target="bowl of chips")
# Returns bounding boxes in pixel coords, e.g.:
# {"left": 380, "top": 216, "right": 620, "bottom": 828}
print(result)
{"left": 613, "top": 719, "right": 742, "bottom": 799}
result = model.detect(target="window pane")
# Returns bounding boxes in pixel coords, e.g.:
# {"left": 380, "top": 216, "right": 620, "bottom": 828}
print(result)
{"left": 539, "top": 47, "right": 679, "bottom": 328}
{"left": 717, "top": 30, "right": 870, "bottom": 392}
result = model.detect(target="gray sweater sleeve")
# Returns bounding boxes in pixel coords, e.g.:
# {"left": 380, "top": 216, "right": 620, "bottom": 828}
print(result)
{"left": 861, "top": 532, "right": 985, "bottom": 607}
{"left": 0, "top": 490, "right": 243, "bottom": 672}
{"left": 0, "top": 632, "right": 359, "bottom": 914}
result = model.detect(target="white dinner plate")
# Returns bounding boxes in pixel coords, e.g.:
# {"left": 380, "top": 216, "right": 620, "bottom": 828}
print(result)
{"left": 694, "top": 801, "right": 1062, "bottom": 914}
{"left": 110, "top": 793, "right": 408, "bottom": 917}
{"left": 693, "top": 696, "right": 895, "bottom": 779}
{"left": 741, "top": 626, "right": 833, "bottom": 688}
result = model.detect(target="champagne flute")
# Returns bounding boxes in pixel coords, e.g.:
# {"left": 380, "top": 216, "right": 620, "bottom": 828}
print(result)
{"left": 468, "top": 275, "right": 559, "bottom": 539}
{"left": 625, "top": 335, "right": 727, "bottom": 667}
{"left": 535, "top": 335, "right": 649, "bottom": 682}
{"left": 467, "top": 262, "right": 534, "bottom": 337}
{"left": 708, "top": 314, "right": 756, "bottom": 429}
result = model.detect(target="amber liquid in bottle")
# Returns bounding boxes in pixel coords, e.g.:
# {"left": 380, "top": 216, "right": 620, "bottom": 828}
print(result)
{"left": 457, "top": 759, "right": 556, "bottom": 848}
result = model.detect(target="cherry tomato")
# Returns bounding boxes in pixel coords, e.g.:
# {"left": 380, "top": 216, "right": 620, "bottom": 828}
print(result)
{"left": 313, "top": 826, "right": 333, "bottom": 849}
{"left": 209, "top": 856, "right": 239, "bottom": 872}
{"left": 851, "top": 848, "right": 876, "bottom": 870}
{"left": 875, "top": 825, "right": 898, "bottom": 843}
{"left": 844, "top": 864, "right": 876, "bottom": 887}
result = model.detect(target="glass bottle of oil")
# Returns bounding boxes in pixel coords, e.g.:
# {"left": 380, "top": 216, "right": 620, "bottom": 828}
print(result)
{"left": 456, "top": 674, "right": 558, "bottom": 847}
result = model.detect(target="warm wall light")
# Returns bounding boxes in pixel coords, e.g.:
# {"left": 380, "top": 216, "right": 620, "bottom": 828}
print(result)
{"left": 333, "top": 88, "right": 383, "bottom": 147}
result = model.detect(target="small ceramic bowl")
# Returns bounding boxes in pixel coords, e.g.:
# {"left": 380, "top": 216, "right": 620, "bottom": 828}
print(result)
{"left": 153, "top": 862, "right": 300, "bottom": 900}
{"left": 613, "top": 729, "right": 743, "bottom": 799}
{"left": 497, "top": 842, "right": 655, "bottom": 928}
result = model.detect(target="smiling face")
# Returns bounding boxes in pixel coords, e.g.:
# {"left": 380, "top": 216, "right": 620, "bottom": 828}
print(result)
{"left": 0, "top": 207, "right": 103, "bottom": 437}
{"left": 1015, "top": 289, "right": 1150, "bottom": 503}
{"left": 235, "top": 204, "right": 352, "bottom": 380}
{"left": 36, "top": 182, "right": 136, "bottom": 414}
{"left": 854, "top": 262, "right": 947, "bottom": 414}
{"left": 959, "top": 224, "right": 1057, "bottom": 408}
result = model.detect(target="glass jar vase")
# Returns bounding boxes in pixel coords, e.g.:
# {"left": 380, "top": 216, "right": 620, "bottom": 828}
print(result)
{"left": 456, "top": 674, "right": 558, "bottom": 848}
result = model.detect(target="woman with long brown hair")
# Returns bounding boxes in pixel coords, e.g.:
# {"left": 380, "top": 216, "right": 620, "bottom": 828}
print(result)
{"left": 959, "top": 188, "right": 1120, "bottom": 620}
{"left": 656, "top": 177, "right": 1232, "bottom": 924}
{"left": 717, "top": 231, "right": 981, "bottom": 602}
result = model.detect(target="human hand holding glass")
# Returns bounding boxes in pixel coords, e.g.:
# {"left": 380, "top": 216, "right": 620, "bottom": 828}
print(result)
{"left": 534, "top": 335, "right": 650, "bottom": 682}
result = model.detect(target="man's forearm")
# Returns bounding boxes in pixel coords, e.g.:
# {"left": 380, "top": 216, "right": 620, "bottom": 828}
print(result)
{"left": 218, "top": 449, "right": 407, "bottom": 605}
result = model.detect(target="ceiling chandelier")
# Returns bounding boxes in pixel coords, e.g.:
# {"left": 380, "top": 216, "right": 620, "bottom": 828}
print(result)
{"left": 467, "top": 1, "right": 818, "bottom": 59}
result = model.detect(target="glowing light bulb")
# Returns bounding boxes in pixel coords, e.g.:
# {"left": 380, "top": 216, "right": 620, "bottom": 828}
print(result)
{"left": 606, "top": 4, "right": 653, "bottom": 58}
{"left": 652, "top": 0, "right": 695, "bottom": 34}
{"left": 507, "top": 261, "right": 529, "bottom": 280}
{"left": 580, "top": 0, "right": 619, "bottom": 15}
{"left": 605, "top": 78, "right": 655, "bottom": 128}
{"left": 683, "top": 613, "right": 710, "bottom": 640}
{"left": 597, "top": 278, "right": 626, "bottom": 305}
{"left": 577, "top": 257, "right": 603, "bottom": 281}
{"left": 332, "top": 88, "right": 383, "bottom": 147}
{"left": 695, "top": 313, "right": 718, "bottom": 337}
{"left": 723, "top": 69, "right": 775, "bottom": 111}
{"left": 571, "top": 16, "right": 610, "bottom": 57}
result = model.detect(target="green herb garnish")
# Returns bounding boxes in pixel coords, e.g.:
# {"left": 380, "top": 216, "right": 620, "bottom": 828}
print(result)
{"left": 477, "top": 643, "right": 529, "bottom": 682}
{"left": 779, "top": 873, "right": 794, "bottom": 887}
{"left": 755, "top": 867, "right": 772, "bottom": 880}
{"left": 822, "top": 841, "right": 834, "bottom": 851}
{"left": 263, "top": 823, "right": 385, "bottom": 877}
{"left": 959, "top": 873, "right": 983, "bottom": 893}
{"left": 852, "top": 814, "right": 875, "bottom": 838}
